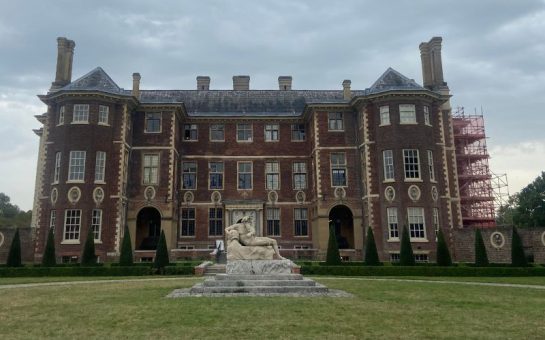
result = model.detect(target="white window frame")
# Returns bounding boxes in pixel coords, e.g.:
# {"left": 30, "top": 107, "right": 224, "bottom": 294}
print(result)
{"left": 208, "top": 207, "right": 223, "bottom": 236}
{"left": 265, "top": 161, "right": 280, "bottom": 190}
{"left": 68, "top": 151, "right": 86, "bottom": 182}
{"left": 403, "top": 149, "right": 421, "bottom": 181}
{"left": 183, "top": 124, "right": 198, "bottom": 141}
{"left": 265, "top": 123, "right": 280, "bottom": 142}
{"left": 294, "top": 208, "right": 309, "bottom": 236}
{"left": 53, "top": 152, "right": 61, "bottom": 184}
{"left": 91, "top": 209, "right": 102, "bottom": 242}
{"left": 143, "top": 154, "right": 159, "bottom": 185}
{"left": 414, "top": 254, "right": 429, "bottom": 263}
{"left": 181, "top": 208, "right": 196, "bottom": 237}
{"left": 399, "top": 104, "right": 416, "bottom": 124}
{"left": 427, "top": 150, "right": 436, "bottom": 182}
{"left": 237, "top": 123, "right": 253, "bottom": 142}
{"left": 383, "top": 150, "right": 394, "bottom": 181}
{"left": 237, "top": 161, "right": 253, "bottom": 189}
{"left": 49, "top": 210, "right": 56, "bottom": 230}
{"left": 424, "top": 105, "right": 431, "bottom": 126}
{"left": 379, "top": 105, "right": 390, "bottom": 126}
{"left": 266, "top": 207, "right": 281, "bottom": 237}
{"left": 292, "top": 162, "right": 307, "bottom": 190}
{"left": 330, "top": 153, "right": 347, "bottom": 187}
{"left": 433, "top": 207, "right": 440, "bottom": 240}
{"left": 328, "top": 112, "right": 344, "bottom": 131}
{"left": 98, "top": 105, "right": 109, "bottom": 125}
{"left": 407, "top": 207, "right": 427, "bottom": 240}
{"left": 144, "top": 112, "right": 162, "bottom": 133}
{"left": 291, "top": 124, "right": 306, "bottom": 141}
{"left": 387, "top": 207, "right": 399, "bottom": 240}
{"left": 209, "top": 161, "right": 224, "bottom": 190}
{"left": 57, "top": 106, "right": 65, "bottom": 125}
{"left": 63, "top": 209, "right": 81, "bottom": 243}
{"left": 210, "top": 124, "right": 225, "bottom": 142}
{"left": 94, "top": 151, "right": 106, "bottom": 183}
{"left": 182, "top": 161, "right": 197, "bottom": 190}
{"left": 72, "top": 104, "right": 89, "bottom": 124}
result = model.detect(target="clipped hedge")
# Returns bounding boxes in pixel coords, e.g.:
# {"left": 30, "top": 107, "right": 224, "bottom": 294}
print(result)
{"left": 163, "top": 266, "right": 194, "bottom": 275}
{"left": 0, "top": 266, "right": 152, "bottom": 277}
{"left": 302, "top": 265, "right": 545, "bottom": 277}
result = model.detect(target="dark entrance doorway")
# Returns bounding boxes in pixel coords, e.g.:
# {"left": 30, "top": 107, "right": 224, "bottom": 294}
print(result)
{"left": 329, "top": 205, "right": 354, "bottom": 249}
{"left": 136, "top": 207, "right": 161, "bottom": 250}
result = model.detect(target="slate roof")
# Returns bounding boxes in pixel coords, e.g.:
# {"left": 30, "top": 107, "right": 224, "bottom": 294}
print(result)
{"left": 55, "top": 66, "right": 431, "bottom": 115}
{"left": 59, "top": 67, "right": 126, "bottom": 96}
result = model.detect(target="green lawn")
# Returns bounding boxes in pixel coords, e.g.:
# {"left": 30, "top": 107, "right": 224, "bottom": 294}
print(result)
{"left": 1, "top": 277, "right": 544, "bottom": 339}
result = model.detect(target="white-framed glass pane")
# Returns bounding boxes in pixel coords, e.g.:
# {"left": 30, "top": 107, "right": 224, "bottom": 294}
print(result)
{"left": 145, "top": 112, "right": 161, "bottom": 132}
{"left": 238, "top": 162, "right": 252, "bottom": 189}
{"left": 403, "top": 149, "right": 420, "bottom": 179}
{"left": 266, "top": 208, "right": 280, "bottom": 236}
{"left": 294, "top": 208, "right": 308, "bottom": 236}
{"left": 98, "top": 105, "right": 109, "bottom": 124}
{"left": 209, "top": 162, "right": 224, "bottom": 189}
{"left": 182, "top": 162, "right": 197, "bottom": 189}
{"left": 399, "top": 104, "right": 416, "bottom": 124}
{"left": 143, "top": 154, "right": 159, "bottom": 184}
{"left": 64, "top": 209, "right": 81, "bottom": 240}
{"left": 265, "top": 161, "right": 280, "bottom": 190}
{"left": 95, "top": 151, "right": 106, "bottom": 182}
{"left": 328, "top": 112, "right": 344, "bottom": 130}
{"left": 237, "top": 123, "right": 252, "bottom": 141}
{"left": 383, "top": 150, "right": 394, "bottom": 180}
{"left": 68, "top": 151, "right": 86, "bottom": 181}
{"left": 387, "top": 207, "right": 398, "bottom": 239}
{"left": 181, "top": 208, "right": 196, "bottom": 236}
{"left": 209, "top": 208, "right": 223, "bottom": 236}
{"left": 293, "top": 162, "right": 307, "bottom": 190}
{"left": 73, "top": 104, "right": 89, "bottom": 123}
{"left": 54, "top": 152, "right": 62, "bottom": 183}
{"left": 265, "top": 124, "right": 279, "bottom": 141}
{"left": 424, "top": 106, "right": 431, "bottom": 125}
{"left": 49, "top": 210, "right": 56, "bottom": 230}
{"left": 210, "top": 124, "right": 225, "bottom": 141}
{"left": 291, "top": 124, "right": 305, "bottom": 141}
{"left": 183, "top": 124, "right": 198, "bottom": 140}
{"left": 331, "top": 153, "right": 347, "bottom": 186}
{"left": 427, "top": 150, "right": 435, "bottom": 181}
{"left": 408, "top": 207, "right": 426, "bottom": 239}
{"left": 58, "top": 106, "right": 65, "bottom": 125}
{"left": 380, "top": 106, "right": 390, "bottom": 125}
{"left": 91, "top": 209, "right": 102, "bottom": 240}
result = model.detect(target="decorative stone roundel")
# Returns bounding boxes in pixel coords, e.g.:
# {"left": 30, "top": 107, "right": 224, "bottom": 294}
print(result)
{"left": 268, "top": 190, "right": 278, "bottom": 204}
{"left": 50, "top": 188, "right": 58, "bottom": 205}
{"left": 0, "top": 232, "right": 4, "bottom": 248}
{"left": 211, "top": 191, "right": 222, "bottom": 204}
{"left": 384, "top": 186, "right": 395, "bottom": 202}
{"left": 144, "top": 186, "right": 156, "bottom": 201}
{"left": 490, "top": 231, "right": 505, "bottom": 249}
{"left": 183, "top": 191, "right": 194, "bottom": 204}
{"left": 334, "top": 187, "right": 346, "bottom": 200}
{"left": 67, "top": 187, "right": 81, "bottom": 204}
{"left": 541, "top": 231, "right": 545, "bottom": 247}
{"left": 431, "top": 186, "right": 438, "bottom": 202}
{"left": 93, "top": 187, "right": 105, "bottom": 205}
{"left": 296, "top": 191, "right": 306, "bottom": 204}
{"left": 408, "top": 185, "right": 421, "bottom": 201}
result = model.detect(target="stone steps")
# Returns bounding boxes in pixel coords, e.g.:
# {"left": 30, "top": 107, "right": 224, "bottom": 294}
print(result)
{"left": 189, "top": 283, "right": 328, "bottom": 295}
{"left": 203, "top": 264, "right": 226, "bottom": 276}
{"left": 214, "top": 274, "right": 303, "bottom": 281}
{"left": 202, "top": 278, "right": 317, "bottom": 287}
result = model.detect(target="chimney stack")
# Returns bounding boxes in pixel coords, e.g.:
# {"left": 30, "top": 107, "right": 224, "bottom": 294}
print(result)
{"left": 233, "top": 75, "right": 250, "bottom": 91}
{"left": 51, "top": 37, "right": 76, "bottom": 91}
{"left": 419, "top": 36, "right": 447, "bottom": 89}
{"left": 132, "top": 73, "right": 141, "bottom": 98}
{"left": 342, "top": 79, "right": 351, "bottom": 100}
{"left": 197, "top": 76, "right": 210, "bottom": 90}
{"left": 278, "top": 76, "right": 292, "bottom": 90}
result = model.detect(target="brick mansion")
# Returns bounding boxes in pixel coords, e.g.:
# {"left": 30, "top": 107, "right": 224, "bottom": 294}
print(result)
{"left": 27, "top": 36, "right": 544, "bottom": 264}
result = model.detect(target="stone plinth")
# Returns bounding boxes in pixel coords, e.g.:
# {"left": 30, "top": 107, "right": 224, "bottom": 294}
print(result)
{"left": 226, "top": 259, "right": 299, "bottom": 275}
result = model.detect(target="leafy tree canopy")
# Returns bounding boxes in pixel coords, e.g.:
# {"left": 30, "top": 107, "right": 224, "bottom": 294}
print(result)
{"left": 497, "top": 172, "right": 545, "bottom": 228}
{"left": 0, "top": 193, "right": 31, "bottom": 228}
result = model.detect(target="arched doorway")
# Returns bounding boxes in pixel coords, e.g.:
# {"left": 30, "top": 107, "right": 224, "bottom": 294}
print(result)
{"left": 136, "top": 207, "right": 161, "bottom": 250}
{"left": 329, "top": 205, "right": 354, "bottom": 249}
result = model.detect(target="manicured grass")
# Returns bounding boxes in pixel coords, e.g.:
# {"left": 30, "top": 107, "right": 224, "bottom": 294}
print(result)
{"left": 0, "top": 276, "right": 185, "bottom": 285}
{"left": 1, "top": 277, "right": 544, "bottom": 339}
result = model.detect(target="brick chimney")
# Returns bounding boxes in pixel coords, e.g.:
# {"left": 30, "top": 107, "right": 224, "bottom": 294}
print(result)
{"left": 132, "top": 73, "right": 141, "bottom": 98}
{"left": 278, "top": 76, "right": 292, "bottom": 90}
{"left": 420, "top": 36, "right": 447, "bottom": 89}
{"left": 233, "top": 75, "right": 250, "bottom": 90}
{"left": 342, "top": 79, "right": 351, "bottom": 100}
{"left": 51, "top": 37, "right": 76, "bottom": 91}
{"left": 197, "top": 76, "right": 210, "bottom": 90}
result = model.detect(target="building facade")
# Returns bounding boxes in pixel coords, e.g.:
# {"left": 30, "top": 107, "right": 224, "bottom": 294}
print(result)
{"left": 32, "top": 36, "right": 466, "bottom": 263}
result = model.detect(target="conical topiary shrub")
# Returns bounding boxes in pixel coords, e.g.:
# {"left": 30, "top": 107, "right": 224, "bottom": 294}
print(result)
{"left": 511, "top": 227, "right": 527, "bottom": 267}
{"left": 399, "top": 225, "right": 415, "bottom": 266}
{"left": 364, "top": 227, "right": 380, "bottom": 266}
{"left": 81, "top": 227, "right": 97, "bottom": 266}
{"left": 119, "top": 226, "right": 134, "bottom": 266}
{"left": 6, "top": 228, "right": 22, "bottom": 267}
{"left": 326, "top": 221, "right": 341, "bottom": 265}
{"left": 154, "top": 230, "right": 170, "bottom": 272}
{"left": 42, "top": 228, "right": 57, "bottom": 267}
{"left": 436, "top": 228, "right": 452, "bottom": 266}
{"left": 474, "top": 228, "right": 489, "bottom": 267}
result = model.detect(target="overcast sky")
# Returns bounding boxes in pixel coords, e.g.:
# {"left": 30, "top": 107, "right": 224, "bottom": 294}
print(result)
{"left": 1, "top": 0, "right": 544, "bottom": 210}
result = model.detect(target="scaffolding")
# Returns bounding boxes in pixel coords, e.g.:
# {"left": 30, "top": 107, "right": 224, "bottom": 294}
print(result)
{"left": 452, "top": 107, "right": 497, "bottom": 227}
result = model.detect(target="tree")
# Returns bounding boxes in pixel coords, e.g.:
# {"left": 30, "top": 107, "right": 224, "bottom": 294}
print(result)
{"left": 364, "top": 227, "right": 380, "bottom": 266}
{"left": 42, "top": 228, "right": 57, "bottom": 267}
{"left": 435, "top": 228, "right": 452, "bottom": 266}
{"left": 6, "top": 228, "right": 22, "bottom": 267}
{"left": 474, "top": 228, "right": 489, "bottom": 267}
{"left": 0, "top": 192, "right": 31, "bottom": 228}
{"left": 511, "top": 227, "right": 528, "bottom": 267}
{"left": 399, "top": 225, "right": 415, "bottom": 266}
{"left": 154, "top": 230, "right": 170, "bottom": 272}
{"left": 119, "top": 226, "right": 134, "bottom": 266}
{"left": 325, "top": 221, "right": 341, "bottom": 265}
{"left": 81, "top": 227, "right": 97, "bottom": 266}
{"left": 497, "top": 172, "right": 545, "bottom": 228}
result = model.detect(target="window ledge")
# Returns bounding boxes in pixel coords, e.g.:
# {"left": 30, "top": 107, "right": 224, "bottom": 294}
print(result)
{"left": 209, "top": 187, "right": 224, "bottom": 191}
{"left": 180, "top": 236, "right": 196, "bottom": 238}
{"left": 379, "top": 124, "right": 391, "bottom": 127}
{"left": 56, "top": 124, "right": 64, "bottom": 127}
{"left": 237, "top": 188, "right": 253, "bottom": 191}
{"left": 328, "top": 129, "right": 345, "bottom": 132}
{"left": 210, "top": 140, "right": 225, "bottom": 142}
{"left": 94, "top": 181, "right": 106, "bottom": 185}
{"left": 387, "top": 238, "right": 400, "bottom": 242}
{"left": 94, "top": 240, "right": 102, "bottom": 244}
{"left": 425, "top": 124, "right": 433, "bottom": 127}
{"left": 430, "top": 180, "right": 438, "bottom": 184}
{"left": 66, "top": 180, "right": 85, "bottom": 184}
{"left": 383, "top": 179, "right": 395, "bottom": 183}
{"left": 265, "top": 140, "right": 280, "bottom": 143}
{"left": 182, "top": 188, "right": 197, "bottom": 191}
{"left": 183, "top": 140, "right": 199, "bottom": 142}
{"left": 61, "top": 240, "right": 80, "bottom": 245}
{"left": 98, "top": 123, "right": 110, "bottom": 127}
{"left": 71, "top": 122, "right": 89, "bottom": 125}
{"left": 400, "top": 122, "right": 417, "bottom": 125}
{"left": 144, "top": 131, "right": 162, "bottom": 134}
{"left": 290, "top": 140, "right": 306, "bottom": 142}
{"left": 294, "top": 235, "right": 310, "bottom": 238}
{"left": 236, "top": 140, "right": 253, "bottom": 143}
{"left": 404, "top": 179, "right": 423, "bottom": 183}
{"left": 410, "top": 239, "right": 429, "bottom": 243}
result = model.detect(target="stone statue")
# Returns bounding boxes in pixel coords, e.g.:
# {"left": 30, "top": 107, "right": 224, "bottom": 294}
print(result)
{"left": 225, "top": 216, "right": 286, "bottom": 260}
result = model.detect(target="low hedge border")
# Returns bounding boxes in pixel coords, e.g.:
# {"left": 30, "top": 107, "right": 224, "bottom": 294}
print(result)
{"left": 0, "top": 266, "right": 152, "bottom": 277}
{"left": 302, "top": 265, "right": 545, "bottom": 277}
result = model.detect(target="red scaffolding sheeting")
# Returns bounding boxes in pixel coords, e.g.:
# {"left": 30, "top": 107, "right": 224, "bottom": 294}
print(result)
{"left": 453, "top": 107, "right": 496, "bottom": 227}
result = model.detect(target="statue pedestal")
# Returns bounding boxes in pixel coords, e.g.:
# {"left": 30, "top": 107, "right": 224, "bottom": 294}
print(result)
{"left": 226, "top": 259, "right": 298, "bottom": 275}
